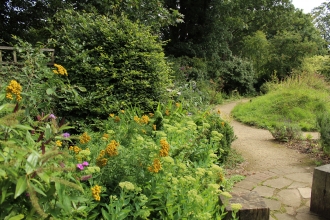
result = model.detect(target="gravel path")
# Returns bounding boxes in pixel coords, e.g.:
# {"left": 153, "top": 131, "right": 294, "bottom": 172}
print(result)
{"left": 215, "top": 100, "right": 327, "bottom": 220}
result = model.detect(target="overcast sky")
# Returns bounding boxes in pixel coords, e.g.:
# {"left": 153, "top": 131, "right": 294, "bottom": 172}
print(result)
{"left": 291, "top": 0, "right": 327, "bottom": 13}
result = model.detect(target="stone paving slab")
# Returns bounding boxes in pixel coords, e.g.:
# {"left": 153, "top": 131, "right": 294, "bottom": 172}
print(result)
{"left": 274, "top": 213, "right": 296, "bottom": 220}
{"left": 263, "top": 177, "right": 293, "bottom": 189}
{"left": 298, "top": 187, "right": 311, "bottom": 199}
{"left": 262, "top": 198, "right": 281, "bottom": 211}
{"left": 234, "top": 180, "right": 257, "bottom": 190}
{"left": 284, "top": 173, "right": 313, "bottom": 185}
{"left": 277, "top": 189, "right": 302, "bottom": 208}
{"left": 252, "top": 185, "right": 275, "bottom": 197}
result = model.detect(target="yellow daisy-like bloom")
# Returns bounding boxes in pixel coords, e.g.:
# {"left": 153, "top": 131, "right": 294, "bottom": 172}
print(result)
{"left": 73, "top": 146, "right": 81, "bottom": 154}
{"left": 159, "top": 139, "right": 170, "bottom": 157}
{"left": 148, "top": 158, "right": 162, "bottom": 173}
{"left": 134, "top": 116, "right": 140, "bottom": 123}
{"left": 55, "top": 140, "right": 62, "bottom": 147}
{"left": 91, "top": 185, "right": 101, "bottom": 201}
{"left": 6, "top": 80, "right": 22, "bottom": 102}
{"left": 80, "top": 132, "right": 91, "bottom": 144}
{"left": 53, "top": 64, "right": 68, "bottom": 76}
{"left": 69, "top": 146, "right": 74, "bottom": 150}
{"left": 140, "top": 115, "right": 149, "bottom": 124}
{"left": 109, "top": 113, "right": 115, "bottom": 118}
{"left": 96, "top": 150, "right": 108, "bottom": 167}
{"left": 106, "top": 140, "right": 119, "bottom": 156}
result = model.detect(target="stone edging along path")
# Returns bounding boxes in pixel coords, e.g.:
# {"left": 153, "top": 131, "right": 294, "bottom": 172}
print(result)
{"left": 215, "top": 100, "right": 327, "bottom": 220}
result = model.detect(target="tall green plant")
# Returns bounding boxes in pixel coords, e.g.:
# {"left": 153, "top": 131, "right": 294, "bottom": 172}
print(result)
{"left": 49, "top": 10, "right": 172, "bottom": 122}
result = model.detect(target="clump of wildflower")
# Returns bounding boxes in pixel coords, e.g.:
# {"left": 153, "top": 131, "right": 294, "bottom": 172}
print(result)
{"left": 134, "top": 116, "right": 140, "bottom": 123}
{"left": 106, "top": 140, "right": 119, "bottom": 156}
{"left": 140, "top": 115, "right": 149, "bottom": 124}
{"left": 109, "top": 113, "right": 115, "bottom": 118}
{"left": 148, "top": 158, "right": 161, "bottom": 173}
{"left": 231, "top": 203, "right": 242, "bottom": 211}
{"left": 80, "top": 132, "right": 91, "bottom": 144}
{"left": 62, "top": 132, "right": 70, "bottom": 138}
{"left": 96, "top": 150, "right": 107, "bottom": 167}
{"left": 49, "top": 114, "right": 56, "bottom": 119}
{"left": 102, "top": 133, "right": 109, "bottom": 141}
{"left": 91, "top": 185, "right": 101, "bottom": 201}
{"left": 6, "top": 80, "right": 22, "bottom": 101}
{"left": 53, "top": 64, "right": 68, "bottom": 76}
{"left": 56, "top": 140, "right": 62, "bottom": 147}
{"left": 119, "top": 181, "right": 135, "bottom": 191}
{"left": 220, "top": 191, "right": 232, "bottom": 198}
{"left": 159, "top": 139, "right": 170, "bottom": 157}
{"left": 69, "top": 145, "right": 81, "bottom": 154}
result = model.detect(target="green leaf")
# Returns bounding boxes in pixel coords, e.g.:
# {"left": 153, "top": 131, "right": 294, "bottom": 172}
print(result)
{"left": 25, "top": 131, "right": 35, "bottom": 147}
{"left": 77, "top": 86, "right": 87, "bottom": 92}
{"left": 30, "top": 182, "right": 47, "bottom": 197}
{"left": 25, "top": 151, "right": 39, "bottom": 174}
{"left": 46, "top": 88, "right": 55, "bottom": 95}
{"left": 13, "top": 124, "right": 34, "bottom": 130}
{"left": 14, "top": 175, "right": 27, "bottom": 199}
{"left": 45, "top": 124, "right": 52, "bottom": 140}
{"left": 37, "top": 172, "right": 50, "bottom": 184}
{"left": 8, "top": 214, "right": 25, "bottom": 220}
{"left": 101, "top": 208, "right": 112, "bottom": 220}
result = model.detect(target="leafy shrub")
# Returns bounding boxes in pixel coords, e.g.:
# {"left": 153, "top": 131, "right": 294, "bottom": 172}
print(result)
{"left": 219, "top": 56, "right": 256, "bottom": 95}
{"left": 316, "top": 112, "right": 330, "bottom": 155}
{"left": 49, "top": 10, "right": 172, "bottom": 122}
{"left": 268, "top": 123, "right": 302, "bottom": 142}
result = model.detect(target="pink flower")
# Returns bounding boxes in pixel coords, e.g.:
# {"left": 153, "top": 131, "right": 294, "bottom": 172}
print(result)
{"left": 82, "top": 161, "right": 89, "bottom": 167}
{"left": 49, "top": 114, "right": 56, "bottom": 119}
{"left": 76, "top": 164, "right": 84, "bottom": 170}
{"left": 62, "top": 132, "right": 70, "bottom": 138}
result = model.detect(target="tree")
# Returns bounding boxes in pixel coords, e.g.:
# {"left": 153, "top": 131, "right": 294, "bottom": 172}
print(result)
{"left": 312, "top": 1, "right": 330, "bottom": 47}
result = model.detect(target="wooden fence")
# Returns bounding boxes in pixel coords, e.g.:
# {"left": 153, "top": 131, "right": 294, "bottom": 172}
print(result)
{"left": 0, "top": 46, "right": 55, "bottom": 66}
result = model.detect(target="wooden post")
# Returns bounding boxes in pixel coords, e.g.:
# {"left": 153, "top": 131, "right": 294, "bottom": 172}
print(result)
{"left": 310, "top": 164, "right": 330, "bottom": 218}
{"left": 219, "top": 191, "right": 270, "bottom": 220}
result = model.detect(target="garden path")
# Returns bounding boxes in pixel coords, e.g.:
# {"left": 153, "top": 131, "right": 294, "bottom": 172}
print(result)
{"left": 215, "top": 99, "right": 326, "bottom": 220}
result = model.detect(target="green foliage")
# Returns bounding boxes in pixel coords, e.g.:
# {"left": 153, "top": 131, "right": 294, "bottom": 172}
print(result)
{"left": 268, "top": 123, "right": 302, "bottom": 142}
{"left": 219, "top": 57, "right": 256, "bottom": 95}
{"left": 232, "top": 72, "right": 330, "bottom": 131}
{"left": 316, "top": 112, "right": 330, "bottom": 155}
{"left": 49, "top": 10, "right": 172, "bottom": 123}
{"left": 0, "top": 37, "right": 82, "bottom": 117}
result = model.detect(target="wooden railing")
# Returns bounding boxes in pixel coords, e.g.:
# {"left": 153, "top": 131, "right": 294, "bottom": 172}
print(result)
{"left": 0, "top": 46, "right": 55, "bottom": 66}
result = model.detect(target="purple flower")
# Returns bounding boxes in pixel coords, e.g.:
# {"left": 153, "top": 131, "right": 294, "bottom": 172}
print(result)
{"left": 62, "top": 132, "right": 70, "bottom": 138}
{"left": 82, "top": 161, "right": 89, "bottom": 167}
{"left": 76, "top": 164, "right": 84, "bottom": 170}
{"left": 49, "top": 114, "right": 56, "bottom": 119}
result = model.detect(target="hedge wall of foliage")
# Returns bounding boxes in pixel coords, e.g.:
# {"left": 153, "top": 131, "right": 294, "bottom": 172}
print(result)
{"left": 49, "top": 10, "right": 172, "bottom": 121}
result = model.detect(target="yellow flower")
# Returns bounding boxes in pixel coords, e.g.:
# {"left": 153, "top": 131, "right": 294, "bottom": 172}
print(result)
{"left": 175, "top": 103, "right": 180, "bottom": 108}
{"left": 165, "top": 109, "right": 170, "bottom": 116}
{"left": 55, "top": 140, "right": 62, "bottom": 147}
{"left": 114, "top": 116, "right": 120, "bottom": 122}
{"left": 73, "top": 146, "right": 81, "bottom": 154}
{"left": 159, "top": 139, "right": 170, "bottom": 157}
{"left": 96, "top": 150, "right": 107, "bottom": 167}
{"left": 134, "top": 116, "right": 140, "bottom": 123}
{"left": 91, "top": 185, "right": 101, "bottom": 201}
{"left": 221, "top": 121, "right": 225, "bottom": 127}
{"left": 109, "top": 113, "right": 115, "bottom": 118}
{"left": 106, "top": 140, "right": 119, "bottom": 156}
{"left": 102, "top": 133, "right": 109, "bottom": 141}
{"left": 80, "top": 132, "right": 91, "bottom": 144}
{"left": 231, "top": 203, "right": 242, "bottom": 211}
{"left": 6, "top": 80, "right": 22, "bottom": 102}
{"left": 140, "top": 115, "right": 149, "bottom": 124}
{"left": 53, "top": 64, "right": 68, "bottom": 76}
{"left": 120, "top": 110, "right": 125, "bottom": 113}
{"left": 148, "top": 158, "right": 161, "bottom": 173}
{"left": 69, "top": 146, "right": 74, "bottom": 150}
{"left": 152, "top": 124, "right": 156, "bottom": 131}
